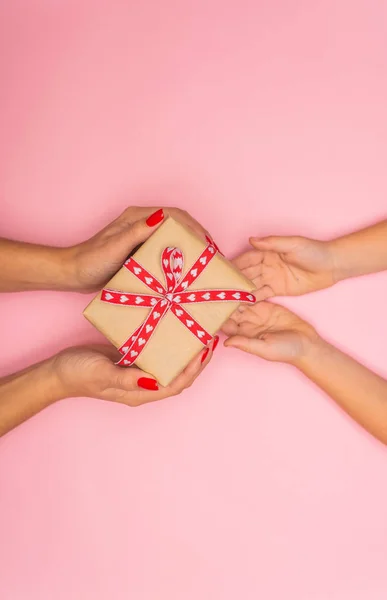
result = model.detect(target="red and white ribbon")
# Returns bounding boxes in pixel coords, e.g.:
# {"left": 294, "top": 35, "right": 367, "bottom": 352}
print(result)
{"left": 101, "top": 239, "right": 255, "bottom": 366}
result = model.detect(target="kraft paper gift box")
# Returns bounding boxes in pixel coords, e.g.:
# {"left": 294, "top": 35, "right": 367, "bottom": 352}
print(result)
{"left": 83, "top": 217, "right": 256, "bottom": 387}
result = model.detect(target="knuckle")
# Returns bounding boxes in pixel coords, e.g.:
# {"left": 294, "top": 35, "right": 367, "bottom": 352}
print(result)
{"left": 169, "top": 385, "right": 182, "bottom": 397}
{"left": 121, "top": 206, "right": 140, "bottom": 223}
{"left": 170, "top": 207, "right": 186, "bottom": 218}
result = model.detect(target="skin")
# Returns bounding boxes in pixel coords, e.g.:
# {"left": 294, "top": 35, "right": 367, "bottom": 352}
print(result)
{"left": 0, "top": 206, "right": 210, "bottom": 293}
{"left": 224, "top": 219, "right": 387, "bottom": 445}
{"left": 0, "top": 207, "right": 214, "bottom": 437}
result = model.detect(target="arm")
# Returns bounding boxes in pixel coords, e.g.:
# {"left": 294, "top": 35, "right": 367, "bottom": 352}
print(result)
{"left": 0, "top": 341, "right": 216, "bottom": 437}
{"left": 332, "top": 219, "right": 387, "bottom": 281}
{"left": 0, "top": 207, "right": 210, "bottom": 293}
{"left": 0, "top": 238, "right": 76, "bottom": 292}
{"left": 224, "top": 302, "right": 387, "bottom": 445}
{"left": 0, "top": 357, "right": 64, "bottom": 435}
{"left": 299, "top": 339, "right": 387, "bottom": 444}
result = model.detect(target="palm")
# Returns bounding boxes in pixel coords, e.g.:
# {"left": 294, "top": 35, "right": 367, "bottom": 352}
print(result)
{"left": 233, "top": 237, "right": 335, "bottom": 300}
{"left": 54, "top": 342, "right": 213, "bottom": 406}
{"left": 73, "top": 206, "right": 211, "bottom": 293}
{"left": 223, "top": 302, "right": 317, "bottom": 363}
{"left": 55, "top": 346, "right": 131, "bottom": 400}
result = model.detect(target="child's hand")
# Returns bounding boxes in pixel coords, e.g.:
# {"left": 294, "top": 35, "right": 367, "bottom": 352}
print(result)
{"left": 234, "top": 236, "right": 336, "bottom": 301}
{"left": 223, "top": 301, "right": 320, "bottom": 364}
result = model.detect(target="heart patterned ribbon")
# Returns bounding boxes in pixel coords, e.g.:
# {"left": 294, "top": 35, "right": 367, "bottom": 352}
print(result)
{"left": 101, "top": 238, "right": 255, "bottom": 366}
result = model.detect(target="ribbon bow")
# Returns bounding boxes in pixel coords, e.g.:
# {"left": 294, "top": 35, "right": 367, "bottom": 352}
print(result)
{"left": 101, "top": 237, "right": 255, "bottom": 366}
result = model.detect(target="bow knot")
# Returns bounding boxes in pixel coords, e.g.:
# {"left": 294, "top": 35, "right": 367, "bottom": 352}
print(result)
{"left": 101, "top": 239, "right": 255, "bottom": 367}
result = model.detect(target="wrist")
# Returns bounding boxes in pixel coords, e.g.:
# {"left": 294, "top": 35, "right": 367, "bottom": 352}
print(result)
{"left": 294, "top": 333, "right": 332, "bottom": 372}
{"left": 328, "top": 236, "right": 363, "bottom": 283}
{"left": 54, "top": 246, "right": 83, "bottom": 292}
{"left": 51, "top": 348, "right": 90, "bottom": 399}
{"left": 0, "top": 358, "right": 67, "bottom": 436}
{"left": 41, "top": 357, "right": 69, "bottom": 402}
{"left": 327, "top": 238, "right": 344, "bottom": 283}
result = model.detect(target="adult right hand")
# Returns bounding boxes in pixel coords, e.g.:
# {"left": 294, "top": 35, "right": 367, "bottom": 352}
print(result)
{"left": 53, "top": 341, "right": 216, "bottom": 407}
{"left": 233, "top": 235, "right": 337, "bottom": 300}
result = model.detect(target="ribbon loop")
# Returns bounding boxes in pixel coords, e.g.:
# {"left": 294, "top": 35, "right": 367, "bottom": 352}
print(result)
{"left": 161, "top": 247, "right": 184, "bottom": 293}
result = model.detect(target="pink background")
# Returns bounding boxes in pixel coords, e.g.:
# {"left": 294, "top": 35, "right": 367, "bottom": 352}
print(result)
{"left": 1, "top": 1, "right": 387, "bottom": 598}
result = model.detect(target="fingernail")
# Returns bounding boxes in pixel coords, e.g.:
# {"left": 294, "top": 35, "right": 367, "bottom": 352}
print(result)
{"left": 201, "top": 347, "right": 210, "bottom": 363}
{"left": 146, "top": 209, "right": 164, "bottom": 227}
{"left": 212, "top": 335, "right": 220, "bottom": 351}
{"left": 138, "top": 377, "right": 159, "bottom": 391}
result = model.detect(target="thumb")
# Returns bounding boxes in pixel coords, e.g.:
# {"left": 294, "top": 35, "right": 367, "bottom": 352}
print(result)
{"left": 224, "top": 335, "right": 269, "bottom": 358}
{"left": 123, "top": 208, "right": 166, "bottom": 251}
{"left": 250, "top": 235, "right": 301, "bottom": 253}
{"left": 111, "top": 364, "right": 160, "bottom": 392}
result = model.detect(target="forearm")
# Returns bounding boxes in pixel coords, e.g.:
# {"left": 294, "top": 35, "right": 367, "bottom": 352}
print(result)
{"left": 331, "top": 219, "right": 387, "bottom": 281}
{"left": 0, "top": 358, "right": 65, "bottom": 436}
{"left": 0, "top": 238, "right": 77, "bottom": 292}
{"left": 298, "top": 339, "right": 387, "bottom": 444}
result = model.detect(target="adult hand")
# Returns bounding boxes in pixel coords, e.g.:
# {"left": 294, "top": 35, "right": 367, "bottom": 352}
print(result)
{"left": 68, "top": 207, "right": 211, "bottom": 293}
{"left": 53, "top": 339, "right": 217, "bottom": 406}
{"left": 233, "top": 236, "right": 336, "bottom": 301}
{"left": 223, "top": 301, "right": 319, "bottom": 365}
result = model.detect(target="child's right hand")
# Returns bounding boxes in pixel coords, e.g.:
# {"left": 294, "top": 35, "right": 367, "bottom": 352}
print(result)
{"left": 223, "top": 301, "right": 320, "bottom": 365}
{"left": 233, "top": 235, "right": 336, "bottom": 301}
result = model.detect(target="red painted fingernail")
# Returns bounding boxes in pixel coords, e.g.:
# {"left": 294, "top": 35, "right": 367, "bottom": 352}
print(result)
{"left": 138, "top": 377, "right": 159, "bottom": 391}
{"left": 212, "top": 335, "right": 220, "bottom": 351}
{"left": 146, "top": 209, "right": 164, "bottom": 227}
{"left": 201, "top": 347, "right": 210, "bottom": 363}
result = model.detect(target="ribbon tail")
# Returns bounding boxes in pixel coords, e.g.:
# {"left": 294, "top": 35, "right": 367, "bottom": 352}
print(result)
{"left": 174, "top": 290, "right": 256, "bottom": 304}
{"left": 116, "top": 299, "right": 169, "bottom": 366}
{"left": 169, "top": 304, "right": 213, "bottom": 346}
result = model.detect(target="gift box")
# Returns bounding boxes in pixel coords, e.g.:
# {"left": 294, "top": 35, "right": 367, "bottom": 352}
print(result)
{"left": 83, "top": 217, "right": 256, "bottom": 386}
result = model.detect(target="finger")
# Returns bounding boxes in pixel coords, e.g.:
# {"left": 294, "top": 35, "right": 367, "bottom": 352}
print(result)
{"left": 121, "top": 206, "right": 210, "bottom": 242}
{"left": 224, "top": 335, "right": 269, "bottom": 357}
{"left": 109, "top": 337, "right": 217, "bottom": 405}
{"left": 250, "top": 236, "right": 301, "bottom": 254}
{"left": 84, "top": 346, "right": 161, "bottom": 392}
{"left": 241, "top": 301, "right": 276, "bottom": 323}
{"left": 113, "top": 365, "right": 160, "bottom": 392}
{"left": 233, "top": 249, "right": 263, "bottom": 270}
{"left": 221, "top": 318, "right": 239, "bottom": 336}
{"left": 167, "top": 208, "right": 210, "bottom": 241}
{"left": 84, "top": 344, "right": 123, "bottom": 362}
{"left": 166, "top": 338, "right": 216, "bottom": 395}
{"left": 169, "top": 349, "right": 208, "bottom": 392}
{"left": 122, "top": 208, "right": 166, "bottom": 251}
{"left": 253, "top": 285, "right": 275, "bottom": 301}
{"left": 239, "top": 266, "right": 263, "bottom": 283}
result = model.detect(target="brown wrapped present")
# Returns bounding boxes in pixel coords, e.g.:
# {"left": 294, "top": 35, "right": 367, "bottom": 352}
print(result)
{"left": 83, "top": 217, "right": 256, "bottom": 386}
